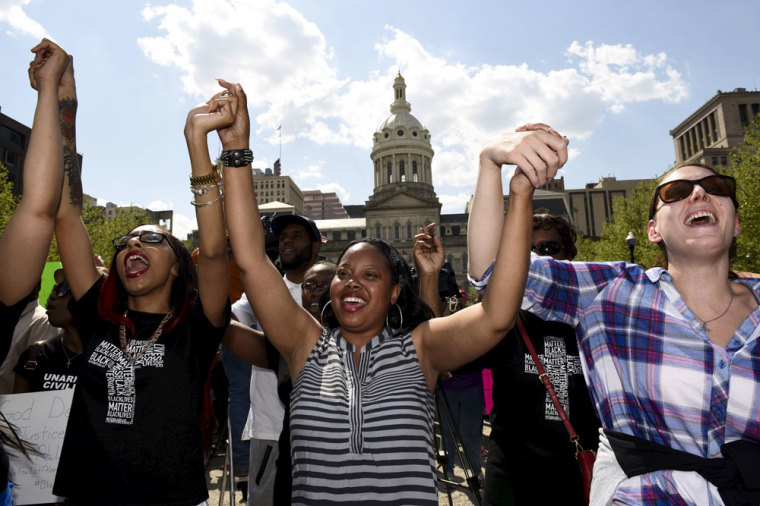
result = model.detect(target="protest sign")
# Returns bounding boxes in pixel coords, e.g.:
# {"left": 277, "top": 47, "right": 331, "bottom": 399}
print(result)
{"left": 0, "top": 389, "right": 73, "bottom": 505}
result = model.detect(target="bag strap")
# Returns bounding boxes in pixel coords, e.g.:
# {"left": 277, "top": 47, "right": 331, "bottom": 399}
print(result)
{"left": 515, "top": 317, "right": 585, "bottom": 450}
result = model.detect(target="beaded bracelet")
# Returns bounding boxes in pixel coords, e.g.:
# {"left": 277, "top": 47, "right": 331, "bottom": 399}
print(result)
{"left": 190, "top": 194, "right": 223, "bottom": 208}
{"left": 220, "top": 149, "right": 253, "bottom": 167}
{"left": 190, "top": 184, "right": 219, "bottom": 196}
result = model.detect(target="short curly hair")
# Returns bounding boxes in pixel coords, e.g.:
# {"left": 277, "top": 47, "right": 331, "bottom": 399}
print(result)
{"left": 532, "top": 214, "right": 577, "bottom": 260}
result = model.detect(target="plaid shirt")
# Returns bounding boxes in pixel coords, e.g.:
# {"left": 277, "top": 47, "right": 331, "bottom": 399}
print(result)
{"left": 471, "top": 255, "right": 760, "bottom": 505}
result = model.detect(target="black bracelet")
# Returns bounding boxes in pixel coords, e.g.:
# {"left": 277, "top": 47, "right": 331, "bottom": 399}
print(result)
{"left": 221, "top": 149, "right": 253, "bottom": 167}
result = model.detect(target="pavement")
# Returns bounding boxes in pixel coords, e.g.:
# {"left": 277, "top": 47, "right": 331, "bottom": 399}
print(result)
{"left": 205, "top": 422, "right": 490, "bottom": 506}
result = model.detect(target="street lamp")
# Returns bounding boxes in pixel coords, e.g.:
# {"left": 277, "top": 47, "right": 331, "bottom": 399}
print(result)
{"left": 625, "top": 232, "right": 637, "bottom": 264}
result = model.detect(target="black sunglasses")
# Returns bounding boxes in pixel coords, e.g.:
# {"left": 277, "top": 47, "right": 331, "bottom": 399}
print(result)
{"left": 531, "top": 241, "right": 563, "bottom": 256}
{"left": 655, "top": 175, "right": 737, "bottom": 205}
{"left": 113, "top": 231, "right": 179, "bottom": 257}
{"left": 302, "top": 282, "right": 330, "bottom": 294}
{"left": 52, "top": 280, "right": 71, "bottom": 298}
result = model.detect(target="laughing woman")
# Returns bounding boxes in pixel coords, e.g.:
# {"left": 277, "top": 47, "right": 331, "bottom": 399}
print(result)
{"left": 50, "top": 70, "right": 232, "bottom": 504}
{"left": 216, "top": 82, "right": 569, "bottom": 503}
{"left": 468, "top": 124, "right": 760, "bottom": 505}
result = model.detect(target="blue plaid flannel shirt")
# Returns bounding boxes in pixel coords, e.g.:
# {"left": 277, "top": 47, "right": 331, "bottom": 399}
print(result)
{"left": 471, "top": 254, "right": 760, "bottom": 505}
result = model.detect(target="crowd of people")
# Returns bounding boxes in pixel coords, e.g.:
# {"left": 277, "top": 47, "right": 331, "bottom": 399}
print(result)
{"left": 1, "top": 38, "right": 758, "bottom": 506}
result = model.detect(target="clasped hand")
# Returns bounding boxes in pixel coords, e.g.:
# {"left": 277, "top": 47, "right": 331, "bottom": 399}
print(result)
{"left": 480, "top": 123, "right": 569, "bottom": 196}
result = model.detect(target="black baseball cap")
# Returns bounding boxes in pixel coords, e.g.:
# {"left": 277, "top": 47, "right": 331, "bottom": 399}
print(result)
{"left": 271, "top": 215, "right": 325, "bottom": 243}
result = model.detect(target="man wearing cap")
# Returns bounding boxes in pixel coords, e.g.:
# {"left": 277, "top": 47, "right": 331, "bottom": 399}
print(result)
{"left": 232, "top": 214, "right": 323, "bottom": 505}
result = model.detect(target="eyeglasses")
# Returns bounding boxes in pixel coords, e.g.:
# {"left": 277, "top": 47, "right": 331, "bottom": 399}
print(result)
{"left": 655, "top": 175, "right": 736, "bottom": 204}
{"left": 113, "top": 231, "right": 178, "bottom": 257}
{"left": 531, "top": 241, "right": 563, "bottom": 256}
{"left": 52, "top": 280, "right": 70, "bottom": 298}
{"left": 302, "top": 282, "right": 330, "bottom": 295}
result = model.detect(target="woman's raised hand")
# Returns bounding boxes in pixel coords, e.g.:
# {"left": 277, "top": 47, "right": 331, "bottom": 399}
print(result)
{"left": 479, "top": 123, "right": 569, "bottom": 196}
{"left": 28, "top": 38, "right": 70, "bottom": 92}
{"left": 184, "top": 87, "right": 238, "bottom": 139}
{"left": 215, "top": 79, "right": 250, "bottom": 150}
{"left": 413, "top": 223, "right": 444, "bottom": 278}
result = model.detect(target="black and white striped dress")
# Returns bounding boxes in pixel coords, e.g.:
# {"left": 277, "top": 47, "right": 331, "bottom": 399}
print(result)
{"left": 290, "top": 327, "right": 438, "bottom": 504}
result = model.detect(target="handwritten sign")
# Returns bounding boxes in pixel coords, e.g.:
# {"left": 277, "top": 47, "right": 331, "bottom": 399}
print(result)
{"left": 0, "top": 389, "right": 73, "bottom": 505}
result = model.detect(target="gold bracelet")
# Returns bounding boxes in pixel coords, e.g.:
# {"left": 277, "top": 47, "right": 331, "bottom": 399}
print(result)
{"left": 190, "top": 194, "right": 223, "bottom": 207}
{"left": 189, "top": 168, "right": 221, "bottom": 186}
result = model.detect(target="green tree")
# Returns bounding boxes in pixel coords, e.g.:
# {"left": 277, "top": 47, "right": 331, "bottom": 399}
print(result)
{"left": 575, "top": 177, "right": 663, "bottom": 267}
{"left": 0, "top": 162, "right": 21, "bottom": 236}
{"left": 48, "top": 200, "right": 150, "bottom": 266}
{"left": 725, "top": 113, "right": 760, "bottom": 273}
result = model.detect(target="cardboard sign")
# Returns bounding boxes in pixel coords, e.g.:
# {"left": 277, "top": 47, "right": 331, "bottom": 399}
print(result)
{"left": 0, "top": 389, "right": 73, "bottom": 505}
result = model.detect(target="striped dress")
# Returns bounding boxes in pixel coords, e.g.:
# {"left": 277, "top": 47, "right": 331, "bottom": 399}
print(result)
{"left": 290, "top": 327, "right": 438, "bottom": 504}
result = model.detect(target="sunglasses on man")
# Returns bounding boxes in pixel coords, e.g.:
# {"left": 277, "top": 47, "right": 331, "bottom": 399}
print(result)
{"left": 531, "top": 241, "right": 563, "bottom": 257}
{"left": 655, "top": 175, "right": 737, "bottom": 205}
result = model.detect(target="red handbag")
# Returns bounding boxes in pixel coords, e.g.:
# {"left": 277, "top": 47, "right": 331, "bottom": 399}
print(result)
{"left": 516, "top": 317, "right": 596, "bottom": 504}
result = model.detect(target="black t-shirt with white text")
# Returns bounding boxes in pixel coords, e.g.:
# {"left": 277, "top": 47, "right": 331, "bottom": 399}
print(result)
{"left": 53, "top": 277, "right": 228, "bottom": 505}
{"left": 484, "top": 310, "right": 600, "bottom": 505}
{"left": 14, "top": 336, "right": 83, "bottom": 391}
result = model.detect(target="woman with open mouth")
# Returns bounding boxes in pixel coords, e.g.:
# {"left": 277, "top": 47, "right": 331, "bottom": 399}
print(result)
{"left": 217, "top": 80, "right": 569, "bottom": 504}
{"left": 468, "top": 123, "right": 760, "bottom": 506}
{"left": 50, "top": 56, "right": 232, "bottom": 505}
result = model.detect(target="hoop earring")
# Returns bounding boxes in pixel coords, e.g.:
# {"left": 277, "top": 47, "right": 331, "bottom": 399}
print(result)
{"left": 385, "top": 303, "right": 404, "bottom": 334}
{"left": 320, "top": 300, "right": 332, "bottom": 326}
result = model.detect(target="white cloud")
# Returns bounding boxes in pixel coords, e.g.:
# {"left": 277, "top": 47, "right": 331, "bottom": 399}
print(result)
{"left": 0, "top": 0, "right": 48, "bottom": 39}
{"left": 438, "top": 191, "right": 473, "bottom": 215}
{"left": 139, "top": 5, "right": 687, "bottom": 190}
{"left": 172, "top": 212, "right": 197, "bottom": 241}
{"left": 146, "top": 200, "right": 171, "bottom": 210}
{"left": 295, "top": 161, "right": 325, "bottom": 180}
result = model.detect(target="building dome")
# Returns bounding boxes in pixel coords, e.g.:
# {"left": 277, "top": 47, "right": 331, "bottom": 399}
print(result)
{"left": 370, "top": 73, "right": 434, "bottom": 195}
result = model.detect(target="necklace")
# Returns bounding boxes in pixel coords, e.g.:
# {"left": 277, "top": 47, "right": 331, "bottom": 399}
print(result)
{"left": 60, "top": 336, "right": 81, "bottom": 369}
{"left": 697, "top": 289, "right": 735, "bottom": 332}
{"left": 119, "top": 310, "right": 174, "bottom": 363}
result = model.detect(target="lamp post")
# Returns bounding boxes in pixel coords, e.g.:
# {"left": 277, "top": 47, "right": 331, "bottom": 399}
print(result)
{"left": 625, "top": 232, "right": 637, "bottom": 264}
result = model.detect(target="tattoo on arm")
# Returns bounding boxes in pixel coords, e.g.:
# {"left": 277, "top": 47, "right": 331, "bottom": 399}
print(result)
{"left": 59, "top": 97, "right": 83, "bottom": 208}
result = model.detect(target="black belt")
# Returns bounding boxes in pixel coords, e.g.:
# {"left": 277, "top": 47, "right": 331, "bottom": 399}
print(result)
{"left": 605, "top": 429, "right": 760, "bottom": 506}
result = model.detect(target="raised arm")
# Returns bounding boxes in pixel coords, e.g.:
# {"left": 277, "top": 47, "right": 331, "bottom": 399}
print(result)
{"left": 413, "top": 127, "right": 569, "bottom": 386}
{"left": 183, "top": 89, "right": 234, "bottom": 327}
{"left": 52, "top": 48, "right": 101, "bottom": 300}
{"left": 0, "top": 39, "right": 68, "bottom": 305}
{"left": 413, "top": 223, "right": 444, "bottom": 318}
{"left": 218, "top": 81, "right": 321, "bottom": 379}
{"left": 467, "top": 123, "right": 567, "bottom": 279}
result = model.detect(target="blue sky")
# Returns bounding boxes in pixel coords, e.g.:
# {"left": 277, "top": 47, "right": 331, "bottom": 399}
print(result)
{"left": 1, "top": 0, "right": 758, "bottom": 239}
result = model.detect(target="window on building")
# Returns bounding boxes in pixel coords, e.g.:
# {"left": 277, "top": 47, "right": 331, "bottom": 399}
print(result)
{"left": 721, "top": 156, "right": 728, "bottom": 166}
{"left": 387, "top": 162, "right": 393, "bottom": 183}
{"left": 394, "top": 225, "right": 400, "bottom": 240}
{"left": 440, "top": 226, "right": 446, "bottom": 236}
{"left": 709, "top": 113, "right": 718, "bottom": 140}
{"left": 406, "top": 223, "right": 412, "bottom": 239}
{"left": 739, "top": 104, "right": 749, "bottom": 126}
{"left": 361, "top": 229, "right": 367, "bottom": 238}
{"left": 412, "top": 161, "right": 418, "bottom": 182}
{"left": 332, "top": 231, "right": 341, "bottom": 241}
{"left": 451, "top": 225, "right": 460, "bottom": 236}
{"left": 400, "top": 161, "right": 405, "bottom": 182}
{"left": 2, "top": 150, "right": 18, "bottom": 167}
{"left": 696, "top": 123, "right": 704, "bottom": 150}
{"left": 347, "top": 230, "right": 356, "bottom": 241}
{"left": 712, "top": 157, "right": 719, "bottom": 166}
{"left": 752, "top": 103, "right": 759, "bottom": 119}
{"left": 375, "top": 225, "right": 381, "bottom": 239}
{"left": 462, "top": 254, "right": 467, "bottom": 271}
{"left": 0, "top": 126, "right": 24, "bottom": 146}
